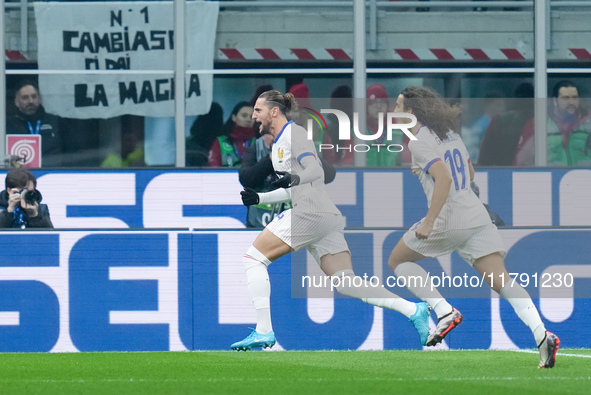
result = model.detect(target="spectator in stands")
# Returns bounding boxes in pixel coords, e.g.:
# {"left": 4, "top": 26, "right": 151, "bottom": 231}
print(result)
{"left": 514, "top": 80, "right": 591, "bottom": 166}
{"left": 101, "top": 129, "right": 145, "bottom": 168}
{"left": 186, "top": 102, "right": 224, "bottom": 167}
{"left": 0, "top": 168, "right": 53, "bottom": 228}
{"left": 6, "top": 80, "right": 64, "bottom": 167}
{"left": 208, "top": 101, "right": 256, "bottom": 167}
{"left": 478, "top": 82, "right": 534, "bottom": 166}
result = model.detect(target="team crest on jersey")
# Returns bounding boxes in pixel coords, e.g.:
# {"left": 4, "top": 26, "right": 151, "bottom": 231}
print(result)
{"left": 277, "top": 148, "right": 284, "bottom": 159}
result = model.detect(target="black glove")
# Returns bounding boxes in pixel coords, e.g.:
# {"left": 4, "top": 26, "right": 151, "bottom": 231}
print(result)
{"left": 240, "top": 187, "right": 260, "bottom": 206}
{"left": 271, "top": 171, "right": 300, "bottom": 189}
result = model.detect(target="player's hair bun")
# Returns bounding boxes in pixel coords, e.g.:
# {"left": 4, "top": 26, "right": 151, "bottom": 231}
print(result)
{"left": 283, "top": 92, "right": 298, "bottom": 113}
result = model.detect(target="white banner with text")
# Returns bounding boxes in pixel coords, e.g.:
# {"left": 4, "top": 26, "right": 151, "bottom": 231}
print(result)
{"left": 35, "top": 1, "right": 218, "bottom": 119}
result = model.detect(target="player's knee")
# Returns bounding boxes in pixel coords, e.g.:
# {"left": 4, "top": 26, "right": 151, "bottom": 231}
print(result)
{"left": 387, "top": 248, "right": 405, "bottom": 271}
{"left": 474, "top": 251, "right": 504, "bottom": 266}
{"left": 243, "top": 245, "right": 272, "bottom": 270}
{"left": 331, "top": 269, "right": 355, "bottom": 296}
{"left": 388, "top": 257, "right": 402, "bottom": 272}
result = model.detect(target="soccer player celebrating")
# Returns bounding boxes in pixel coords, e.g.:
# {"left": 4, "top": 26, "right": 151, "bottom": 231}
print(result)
{"left": 232, "top": 90, "right": 431, "bottom": 351}
{"left": 386, "top": 86, "right": 559, "bottom": 368}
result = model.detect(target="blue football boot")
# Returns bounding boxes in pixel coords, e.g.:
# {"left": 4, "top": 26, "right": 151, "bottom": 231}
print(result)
{"left": 231, "top": 330, "right": 276, "bottom": 351}
{"left": 409, "top": 302, "right": 431, "bottom": 346}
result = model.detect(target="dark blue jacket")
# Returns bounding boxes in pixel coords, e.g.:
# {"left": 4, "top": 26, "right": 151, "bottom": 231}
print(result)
{"left": 0, "top": 190, "right": 54, "bottom": 228}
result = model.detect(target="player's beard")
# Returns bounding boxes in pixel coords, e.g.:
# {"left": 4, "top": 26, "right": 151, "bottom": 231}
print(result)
{"left": 259, "top": 122, "right": 272, "bottom": 136}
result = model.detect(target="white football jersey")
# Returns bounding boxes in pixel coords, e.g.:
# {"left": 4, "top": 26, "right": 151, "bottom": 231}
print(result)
{"left": 272, "top": 121, "right": 341, "bottom": 215}
{"left": 408, "top": 126, "right": 491, "bottom": 229}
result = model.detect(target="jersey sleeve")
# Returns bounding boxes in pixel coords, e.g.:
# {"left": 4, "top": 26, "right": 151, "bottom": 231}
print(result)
{"left": 290, "top": 124, "right": 318, "bottom": 169}
{"left": 297, "top": 154, "right": 324, "bottom": 184}
{"left": 408, "top": 137, "right": 440, "bottom": 174}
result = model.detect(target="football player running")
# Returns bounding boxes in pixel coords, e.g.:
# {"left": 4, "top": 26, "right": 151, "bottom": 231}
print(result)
{"left": 231, "top": 90, "right": 431, "bottom": 351}
{"left": 386, "top": 86, "right": 559, "bottom": 368}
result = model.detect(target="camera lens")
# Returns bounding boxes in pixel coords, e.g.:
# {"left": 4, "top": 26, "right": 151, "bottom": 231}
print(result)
{"left": 22, "top": 189, "right": 42, "bottom": 205}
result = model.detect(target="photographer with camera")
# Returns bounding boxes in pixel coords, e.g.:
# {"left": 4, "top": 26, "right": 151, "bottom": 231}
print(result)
{"left": 0, "top": 168, "right": 53, "bottom": 229}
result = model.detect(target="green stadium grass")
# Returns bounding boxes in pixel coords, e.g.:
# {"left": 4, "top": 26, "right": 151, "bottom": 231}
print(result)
{"left": 0, "top": 349, "right": 589, "bottom": 394}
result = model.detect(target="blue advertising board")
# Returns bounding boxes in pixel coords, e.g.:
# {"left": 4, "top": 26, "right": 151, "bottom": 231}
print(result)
{"left": 0, "top": 228, "right": 589, "bottom": 352}
{"left": 0, "top": 168, "right": 590, "bottom": 229}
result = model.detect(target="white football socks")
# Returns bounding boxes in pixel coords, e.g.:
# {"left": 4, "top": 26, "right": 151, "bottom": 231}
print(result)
{"left": 332, "top": 269, "right": 417, "bottom": 318}
{"left": 500, "top": 282, "right": 546, "bottom": 345}
{"left": 243, "top": 246, "right": 273, "bottom": 334}
{"left": 394, "top": 262, "right": 453, "bottom": 319}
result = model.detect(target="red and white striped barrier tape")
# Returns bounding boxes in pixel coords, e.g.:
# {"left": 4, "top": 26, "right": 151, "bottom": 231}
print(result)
{"left": 5, "top": 50, "right": 27, "bottom": 61}
{"left": 392, "top": 48, "right": 527, "bottom": 60}
{"left": 569, "top": 48, "right": 591, "bottom": 60}
{"left": 219, "top": 48, "right": 353, "bottom": 60}
{"left": 218, "top": 48, "right": 591, "bottom": 61}
{"left": 218, "top": 47, "right": 534, "bottom": 61}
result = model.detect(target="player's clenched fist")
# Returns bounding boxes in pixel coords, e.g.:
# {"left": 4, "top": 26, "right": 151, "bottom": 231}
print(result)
{"left": 240, "top": 187, "right": 260, "bottom": 206}
{"left": 271, "top": 171, "right": 300, "bottom": 189}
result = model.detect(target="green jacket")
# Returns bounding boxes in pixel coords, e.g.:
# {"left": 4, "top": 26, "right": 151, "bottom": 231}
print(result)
{"left": 547, "top": 115, "right": 591, "bottom": 166}
{"left": 217, "top": 135, "right": 256, "bottom": 167}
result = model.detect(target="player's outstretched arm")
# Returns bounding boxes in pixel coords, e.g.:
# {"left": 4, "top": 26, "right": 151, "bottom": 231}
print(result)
{"left": 415, "top": 161, "right": 452, "bottom": 239}
{"left": 240, "top": 187, "right": 291, "bottom": 206}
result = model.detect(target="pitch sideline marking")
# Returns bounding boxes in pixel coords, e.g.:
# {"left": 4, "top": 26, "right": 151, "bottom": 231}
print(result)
{"left": 1, "top": 376, "right": 590, "bottom": 384}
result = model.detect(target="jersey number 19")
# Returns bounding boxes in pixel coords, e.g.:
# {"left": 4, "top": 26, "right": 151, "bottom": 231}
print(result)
{"left": 444, "top": 149, "right": 467, "bottom": 191}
